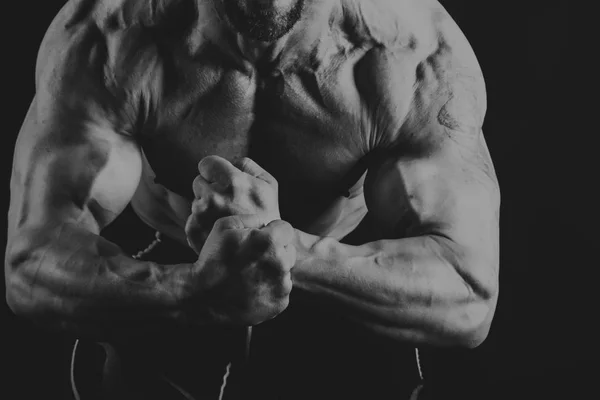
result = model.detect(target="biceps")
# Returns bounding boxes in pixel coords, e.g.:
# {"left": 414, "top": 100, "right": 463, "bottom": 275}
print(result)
{"left": 9, "top": 97, "right": 142, "bottom": 235}
{"left": 364, "top": 139, "right": 500, "bottom": 248}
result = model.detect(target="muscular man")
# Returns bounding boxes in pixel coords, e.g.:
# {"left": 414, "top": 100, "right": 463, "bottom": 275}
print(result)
{"left": 5, "top": 0, "right": 500, "bottom": 399}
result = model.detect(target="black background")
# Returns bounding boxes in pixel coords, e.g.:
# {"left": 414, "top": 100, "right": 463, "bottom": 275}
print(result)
{"left": 2, "top": 1, "right": 596, "bottom": 399}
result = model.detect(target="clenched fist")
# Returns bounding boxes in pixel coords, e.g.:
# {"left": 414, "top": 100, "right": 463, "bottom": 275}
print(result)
{"left": 188, "top": 214, "right": 296, "bottom": 326}
{"left": 185, "top": 156, "right": 281, "bottom": 254}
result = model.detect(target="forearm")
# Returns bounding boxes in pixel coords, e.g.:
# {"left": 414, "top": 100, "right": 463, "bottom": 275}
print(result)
{"left": 5, "top": 223, "right": 196, "bottom": 341}
{"left": 293, "top": 231, "right": 493, "bottom": 347}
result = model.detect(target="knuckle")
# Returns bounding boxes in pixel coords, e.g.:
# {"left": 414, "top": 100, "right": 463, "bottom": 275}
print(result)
{"left": 262, "top": 232, "right": 278, "bottom": 249}
{"left": 275, "top": 296, "right": 290, "bottom": 313}
{"left": 273, "top": 245, "right": 290, "bottom": 264}
{"left": 191, "top": 198, "right": 207, "bottom": 215}
{"left": 248, "top": 188, "right": 266, "bottom": 209}
{"left": 251, "top": 230, "right": 275, "bottom": 249}
{"left": 238, "top": 157, "right": 252, "bottom": 170}
{"left": 199, "top": 155, "right": 219, "bottom": 166}
{"left": 214, "top": 216, "right": 234, "bottom": 231}
{"left": 248, "top": 228, "right": 264, "bottom": 243}
{"left": 192, "top": 174, "right": 204, "bottom": 186}
{"left": 206, "top": 192, "right": 225, "bottom": 209}
{"left": 274, "top": 221, "right": 292, "bottom": 239}
{"left": 192, "top": 176, "right": 206, "bottom": 197}
{"left": 256, "top": 178, "right": 275, "bottom": 194}
{"left": 230, "top": 174, "right": 250, "bottom": 192}
{"left": 281, "top": 275, "right": 293, "bottom": 295}
{"left": 192, "top": 174, "right": 202, "bottom": 187}
{"left": 251, "top": 184, "right": 272, "bottom": 205}
{"left": 197, "top": 157, "right": 213, "bottom": 173}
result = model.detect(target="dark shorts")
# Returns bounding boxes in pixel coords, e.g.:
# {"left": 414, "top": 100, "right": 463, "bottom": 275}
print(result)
{"left": 72, "top": 205, "right": 424, "bottom": 400}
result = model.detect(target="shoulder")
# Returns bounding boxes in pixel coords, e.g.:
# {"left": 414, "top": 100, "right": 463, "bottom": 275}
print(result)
{"left": 345, "top": 0, "right": 482, "bottom": 68}
{"left": 411, "top": 0, "right": 487, "bottom": 131}
{"left": 344, "top": 0, "right": 486, "bottom": 147}
{"left": 337, "top": 0, "right": 436, "bottom": 51}
{"left": 41, "top": 0, "right": 196, "bottom": 30}
{"left": 37, "top": 0, "right": 195, "bottom": 77}
{"left": 35, "top": 0, "right": 193, "bottom": 131}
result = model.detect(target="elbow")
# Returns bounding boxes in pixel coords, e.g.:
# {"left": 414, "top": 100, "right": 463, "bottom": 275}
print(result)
{"left": 5, "top": 265, "right": 62, "bottom": 332}
{"left": 5, "top": 244, "right": 27, "bottom": 317}
{"left": 5, "top": 283, "right": 19, "bottom": 315}
{"left": 4, "top": 228, "right": 53, "bottom": 320}
{"left": 459, "top": 317, "right": 491, "bottom": 349}
{"left": 455, "top": 258, "right": 499, "bottom": 349}
{"left": 455, "top": 292, "right": 498, "bottom": 349}
{"left": 6, "top": 291, "right": 30, "bottom": 319}
{"left": 5, "top": 261, "right": 38, "bottom": 319}
{"left": 5, "top": 273, "right": 32, "bottom": 319}
{"left": 5, "top": 241, "right": 49, "bottom": 321}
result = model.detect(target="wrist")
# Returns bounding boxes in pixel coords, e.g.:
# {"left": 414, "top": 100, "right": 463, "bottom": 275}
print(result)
{"left": 163, "top": 261, "right": 193, "bottom": 307}
{"left": 293, "top": 229, "right": 317, "bottom": 263}
{"left": 169, "top": 261, "right": 224, "bottom": 327}
{"left": 292, "top": 229, "right": 324, "bottom": 287}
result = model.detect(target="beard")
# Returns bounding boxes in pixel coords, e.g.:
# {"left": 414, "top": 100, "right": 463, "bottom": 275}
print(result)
{"left": 222, "top": 0, "right": 306, "bottom": 42}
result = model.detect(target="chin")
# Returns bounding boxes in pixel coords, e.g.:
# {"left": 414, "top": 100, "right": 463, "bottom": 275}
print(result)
{"left": 224, "top": 0, "right": 306, "bottom": 42}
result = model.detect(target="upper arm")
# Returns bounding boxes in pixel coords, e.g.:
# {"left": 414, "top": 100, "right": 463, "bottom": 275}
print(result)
{"left": 364, "top": 7, "right": 500, "bottom": 298}
{"left": 7, "top": 0, "right": 147, "bottom": 243}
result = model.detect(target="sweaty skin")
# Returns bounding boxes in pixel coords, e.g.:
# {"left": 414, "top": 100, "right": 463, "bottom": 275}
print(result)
{"left": 5, "top": 0, "right": 500, "bottom": 398}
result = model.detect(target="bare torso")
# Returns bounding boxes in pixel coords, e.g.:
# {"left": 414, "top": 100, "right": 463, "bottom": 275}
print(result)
{"left": 124, "top": 0, "right": 437, "bottom": 246}
{"left": 32, "top": 0, "right": 476, "bottom": 397}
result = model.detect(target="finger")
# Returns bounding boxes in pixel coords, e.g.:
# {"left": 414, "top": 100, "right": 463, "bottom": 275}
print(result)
{"left": 285, "top": 244, "right": 297, "bottom": 269}
{"left": 214, "top": 214, "right": 265, "bottom": 231}
{"left": 198, "top": 155, "right": 240, "bottom": 186}
{"left": 190, "top": 198, "right": 208, "bottom": 219}
{"left": 185, "top": 211, "right": 208, "bottom": 254}
{"left": 261, "top": 220, "right": 295, "bottom": 247}
{"left": 234, "top": 157, "right": 278, "bottom": 186}
{"left": 191, "top": 182, "right": 228, "bottom": 216}
{"left": 190, "top": 197, "right": 229, "bottom": 230}
{"left": 271, "top": 272, "right": 293, "bottom": 299}
{"left": 273, "top": 244, "right": 297, "bottom": 273}
{"left": 281, "top": 272, "right": 293, "bottom": 297}
{"left": 252, "top": 251, "right": 294, "bottom": 297}
{"left": 264, "top": 249, "right": 294, "bottom": 297}
{"left": 192, "top": 174, "right": 213, "bottom": 199}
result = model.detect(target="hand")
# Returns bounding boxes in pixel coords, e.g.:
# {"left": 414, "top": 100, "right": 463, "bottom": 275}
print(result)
{"left": 189, "top": 214, "right": 296, "bottom": 326}
{"left": 185, "top": 156, "right": 280, "bottom": 254}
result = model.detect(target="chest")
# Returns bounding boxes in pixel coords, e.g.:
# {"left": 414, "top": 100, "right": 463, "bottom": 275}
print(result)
{"left": 138, "top": 43, "right": 376, "bottom": 220}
